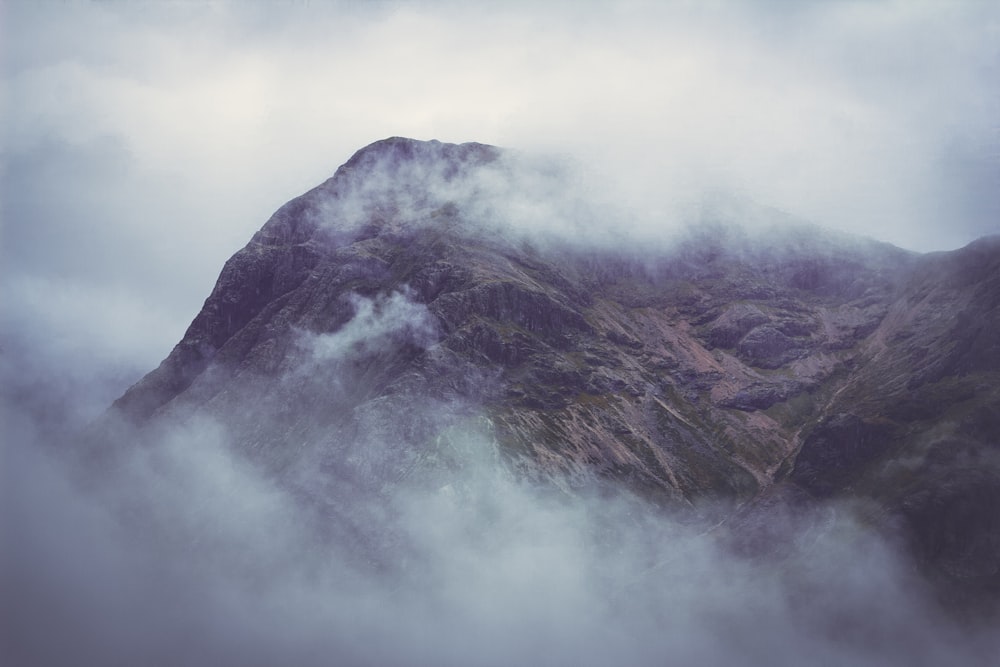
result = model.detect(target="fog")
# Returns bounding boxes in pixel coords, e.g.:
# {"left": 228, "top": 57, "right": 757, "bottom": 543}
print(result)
{"left": 3, "top": 397, "right": 994, "bottom": 667}
{"left": 3, "top": 1, "right": 1000, "bottom": 665}
{"left": 4, "top": 287, "right": 999, "bottom": 666}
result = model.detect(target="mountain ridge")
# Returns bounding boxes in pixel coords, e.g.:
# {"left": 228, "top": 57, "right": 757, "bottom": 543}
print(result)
{"left": 108, "top": 137, "right": 1000, "bottom": 610}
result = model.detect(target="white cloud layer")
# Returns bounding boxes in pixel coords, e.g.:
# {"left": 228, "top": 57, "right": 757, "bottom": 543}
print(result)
{"left": 298, "top": 289, "right": 439, "bottom": 363}
{"left": 6, "top": 378, "right": 999, "bottom": 667}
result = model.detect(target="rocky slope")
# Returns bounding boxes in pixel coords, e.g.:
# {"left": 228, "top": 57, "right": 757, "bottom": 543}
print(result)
{"left": 109, "top": 137, "right": 999, "bottom": 608}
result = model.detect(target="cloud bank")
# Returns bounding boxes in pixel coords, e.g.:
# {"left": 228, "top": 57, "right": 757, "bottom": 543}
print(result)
{"left": 5, "top": 287, "right": 1000, "bottom": 667}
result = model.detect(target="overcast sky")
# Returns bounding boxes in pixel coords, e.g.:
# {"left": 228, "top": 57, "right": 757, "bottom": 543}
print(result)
{"left": 2, "top": 0, "right": 999, "bottom": 402}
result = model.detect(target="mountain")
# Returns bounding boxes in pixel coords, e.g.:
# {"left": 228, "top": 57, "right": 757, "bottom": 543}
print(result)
{"left": 108, "top": 137, "right": 1000, "bottom": 610}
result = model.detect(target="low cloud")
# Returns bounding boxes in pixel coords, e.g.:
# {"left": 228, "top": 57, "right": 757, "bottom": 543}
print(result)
{"left": 297, "top": 289, "right": 439, "bottom": 364}
{"left": 4, "top": 305, "right": 999, "bottom": 666}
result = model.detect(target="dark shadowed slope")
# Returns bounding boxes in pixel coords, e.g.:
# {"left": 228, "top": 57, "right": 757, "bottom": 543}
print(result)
{"left": 109, "top": 137, "right": 999, "bottom": 609}
{"left": 787, "top": 234, "right": 1000, "bottom": 609}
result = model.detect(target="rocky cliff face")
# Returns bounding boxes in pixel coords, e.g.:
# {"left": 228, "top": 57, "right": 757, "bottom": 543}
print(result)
{"left": 110, "top": 137, "right": 999, "bottom": 609}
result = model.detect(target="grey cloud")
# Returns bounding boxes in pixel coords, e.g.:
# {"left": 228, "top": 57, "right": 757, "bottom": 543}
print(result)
{"left": 5, "top": 392, "right": 999, "bottom": 667}
{"left": 4, "top": 1, "right": 997, "bottom": 372}
{"left": 307, "top": 141, "right": 666, "bottom": 257}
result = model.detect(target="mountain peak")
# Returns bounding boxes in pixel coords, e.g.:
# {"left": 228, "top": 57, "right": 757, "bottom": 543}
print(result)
{"left": 108, "top": 138, "right": 1000, "bottom": 612}
{"left": 338, "top": 136, "right": 502, "bottom": 177}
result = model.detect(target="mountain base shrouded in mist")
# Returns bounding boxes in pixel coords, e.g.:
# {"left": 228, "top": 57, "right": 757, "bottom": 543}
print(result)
{"left": 4, "top": 137, "right": 999, "bottom": 667}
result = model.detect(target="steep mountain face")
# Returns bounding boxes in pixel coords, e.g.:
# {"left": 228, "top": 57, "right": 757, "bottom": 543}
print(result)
{"left": 787, "top": 235, "right": 1000, "bottom": 606}
{"left": 110, "top": 137, "right": 999, "bottom": 606}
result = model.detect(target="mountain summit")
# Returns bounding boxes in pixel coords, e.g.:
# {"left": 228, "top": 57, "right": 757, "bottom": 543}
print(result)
{"left": 111, "top": 137, "right": 1000, "bottom": 609}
